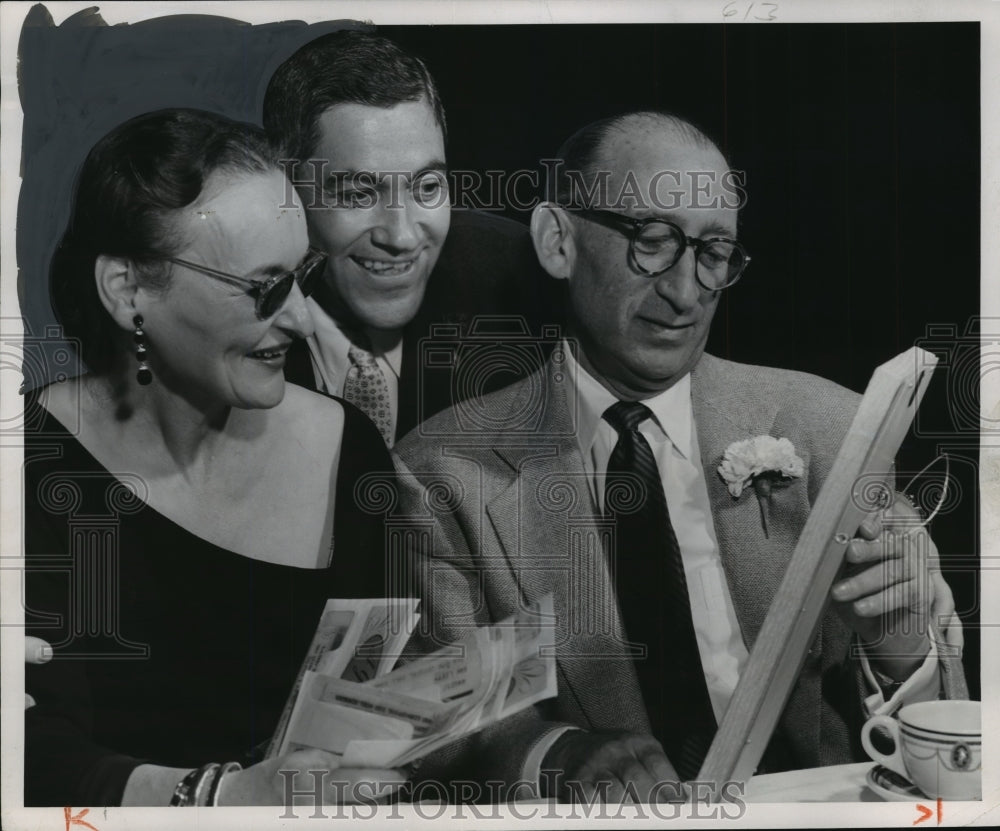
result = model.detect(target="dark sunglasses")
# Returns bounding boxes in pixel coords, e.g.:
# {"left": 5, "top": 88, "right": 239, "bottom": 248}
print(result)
{"left": 166, "top": 248, "right": 328, "bottom": 319}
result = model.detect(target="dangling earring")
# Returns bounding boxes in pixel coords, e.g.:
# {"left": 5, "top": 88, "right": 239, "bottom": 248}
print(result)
{"left": 133, "top": 314, "right": 152, "bottom": 385}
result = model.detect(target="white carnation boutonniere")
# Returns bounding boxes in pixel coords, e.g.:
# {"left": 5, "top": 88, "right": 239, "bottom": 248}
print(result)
{"left": 718, "top": 436, "right": 804, "bottom": 537}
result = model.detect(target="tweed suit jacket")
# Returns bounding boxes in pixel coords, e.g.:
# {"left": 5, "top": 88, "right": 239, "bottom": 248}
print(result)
{"left": 392, "top": 351, "right": 966, "bottom": 786}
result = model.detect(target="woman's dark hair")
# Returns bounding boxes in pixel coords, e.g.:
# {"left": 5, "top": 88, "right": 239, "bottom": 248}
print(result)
{"left": 50, "top": 108, "right": 278, "bottom": 375}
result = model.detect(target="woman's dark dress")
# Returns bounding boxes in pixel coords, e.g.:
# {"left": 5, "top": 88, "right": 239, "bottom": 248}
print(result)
{"left": 23, "top": 391, "right": 395, "bottom": 805}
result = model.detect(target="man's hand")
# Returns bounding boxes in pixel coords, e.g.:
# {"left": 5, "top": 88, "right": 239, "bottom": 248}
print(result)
{"left": 541, "top": 729, "right": 685, "bottom": 804}
{"left": 831, "top": 494, "right": 937, "bottom": 679}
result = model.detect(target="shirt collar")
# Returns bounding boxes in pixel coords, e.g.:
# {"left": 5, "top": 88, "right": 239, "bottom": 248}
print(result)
{"left": 368, "top": 331, "right": 403, "bottom": 379}
{"left": 306, "top": 297, "right": 403, "bottom": 383}
{"left": 563, "top": 340, "right": 693, "bottom": 459}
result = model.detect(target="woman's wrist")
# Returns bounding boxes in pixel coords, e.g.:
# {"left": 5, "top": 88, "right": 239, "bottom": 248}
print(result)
{"left": 167, "top": 761, "right": 245, "bottom": 806}
{"left": 120, "top": 763, "right": 194, "bottom": 806}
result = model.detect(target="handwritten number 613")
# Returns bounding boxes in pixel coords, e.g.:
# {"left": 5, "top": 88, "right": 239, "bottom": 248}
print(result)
{"left": 723, "top": 2, "right": 779, "bottom": 21}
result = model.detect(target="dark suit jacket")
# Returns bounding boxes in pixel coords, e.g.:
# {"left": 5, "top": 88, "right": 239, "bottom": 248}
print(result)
{"left": 285, "top": 209, "right": 562, "bottom": 443}
{"left": 392, "top": 352, "right": 968, "bottom": 787}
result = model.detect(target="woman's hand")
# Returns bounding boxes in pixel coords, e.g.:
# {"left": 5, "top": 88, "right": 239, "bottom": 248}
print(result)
{"left": 216, "top": 749, "right": 407, "bottom": 806}
{"left": 25, "top": 636, "right": 53, "bottom": 708}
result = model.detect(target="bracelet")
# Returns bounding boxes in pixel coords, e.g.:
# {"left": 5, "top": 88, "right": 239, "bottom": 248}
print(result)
{"left": 169, "top": 768, "right": 200, "bottom": 806}
{"left": 207, "top": 761, "right": 243, "bottom": 806}
{"left": 193, "top": 763, "right": 221, "bottom": 806}
{"left": 169, "top": 763, "right": 219, "bottom": 806}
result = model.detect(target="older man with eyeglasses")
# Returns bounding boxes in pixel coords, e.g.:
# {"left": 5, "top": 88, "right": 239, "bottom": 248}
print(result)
{"left": 394, "top": 110, "right": 967, "bottom": 803}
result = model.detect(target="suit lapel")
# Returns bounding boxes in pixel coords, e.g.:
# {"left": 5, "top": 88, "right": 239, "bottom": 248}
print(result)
{"left": 691, "top": 354, "right": 790, "bottom": 650}
{"left": 475, "top": 353, "right": 819, "bottom": 732}
{"left": 485, "top": 361, "right": 648, "bottom": 732}
{"left": 396, "top": 324, "right": 420, "bottom": 441}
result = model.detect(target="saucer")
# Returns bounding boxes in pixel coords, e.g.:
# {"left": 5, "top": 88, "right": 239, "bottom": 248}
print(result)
{"left": 865, "top": 765, "right": 926, "bottom": 802}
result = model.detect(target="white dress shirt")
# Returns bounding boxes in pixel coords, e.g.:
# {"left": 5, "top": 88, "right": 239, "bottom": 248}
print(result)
{"left": 304, "top": 297, "right": 403, "bottom": 439}
{"left": 566, "top": 346, "right": 749, "bottom": 721}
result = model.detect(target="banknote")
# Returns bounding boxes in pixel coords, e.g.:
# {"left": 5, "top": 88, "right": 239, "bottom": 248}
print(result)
{"left": 369, "top": 629, "right": 487, "bottom": 702}
{"left": 267, "top": 598, "right": 420, "bottom": 758}
{"left": 282, "top": 672, "right": 460, "bottom": 755}
{"left": 316, "top": 600, "right": 421, "bottom": 682}
{"left": 271, "top": 594, "right": 556, "bottom": 766}
{"left": 500, "top": 597, "right": 558, "bottom": 719}
{"left": 344, "top": 594, "right": 557, "bottom": 767}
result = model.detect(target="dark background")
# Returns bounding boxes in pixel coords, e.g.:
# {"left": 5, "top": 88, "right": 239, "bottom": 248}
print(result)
{"left": 15, "top": 9, "right": 981, "bottom": 696}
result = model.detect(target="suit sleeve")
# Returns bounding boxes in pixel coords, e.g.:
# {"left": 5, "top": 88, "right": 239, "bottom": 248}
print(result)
{"left": 391, "top": 451, "right": 567, "bottom": 796}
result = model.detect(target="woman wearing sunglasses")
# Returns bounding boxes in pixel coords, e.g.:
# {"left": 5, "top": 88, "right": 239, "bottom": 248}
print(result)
{"left": 24, "top": 109, "right": 405, "bottom": 806}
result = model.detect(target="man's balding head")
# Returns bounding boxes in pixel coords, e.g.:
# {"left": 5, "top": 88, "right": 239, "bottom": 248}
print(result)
{"left": 532, "top": 110, "right": 743, "bottom": 400}
{"left": 548, "top": 111, "right": 724, "bottom": 208}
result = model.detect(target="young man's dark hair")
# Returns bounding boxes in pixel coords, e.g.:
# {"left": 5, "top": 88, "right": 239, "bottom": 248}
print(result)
{"left": 263, "top": 29, "right": 446, "bottom": 163}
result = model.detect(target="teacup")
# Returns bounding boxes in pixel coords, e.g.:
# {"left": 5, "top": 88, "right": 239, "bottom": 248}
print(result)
{"left": 861, "top": 700, "right": 981, "bottom": 800}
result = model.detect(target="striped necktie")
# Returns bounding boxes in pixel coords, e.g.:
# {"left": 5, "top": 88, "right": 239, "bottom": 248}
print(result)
{"left": 603, "top": 400, "right": 717, "bottom": 781}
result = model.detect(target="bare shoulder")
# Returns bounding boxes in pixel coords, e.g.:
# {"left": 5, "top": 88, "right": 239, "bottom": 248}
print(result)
{"left": 273, "top": 382, "right": 346, "bottom": 448}
{"left": 36, "top": 374, "right": 111, "bottom": 436}
{"left": 35, "top": 375, "right": 80, "bottom": 420}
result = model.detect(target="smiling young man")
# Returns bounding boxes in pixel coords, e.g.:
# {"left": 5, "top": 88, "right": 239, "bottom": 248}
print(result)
{"left": 264, "top": 30, "right": 552, "bottom": 446}
{"left": 263, "top": 31, "right": 448, "bottom": 447}
{"left": 393, "top": 110, "right": 967, "bottom": 802}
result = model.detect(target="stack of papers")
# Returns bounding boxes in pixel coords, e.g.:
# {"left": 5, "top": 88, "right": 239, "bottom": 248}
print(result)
{"left": 267, "top": 594, "right": 557, "bottom": 767}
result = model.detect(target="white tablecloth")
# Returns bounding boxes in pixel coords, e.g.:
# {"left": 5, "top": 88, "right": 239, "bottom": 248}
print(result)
{"left": 745, "top": 762, "right": 879, "bottom": 802}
